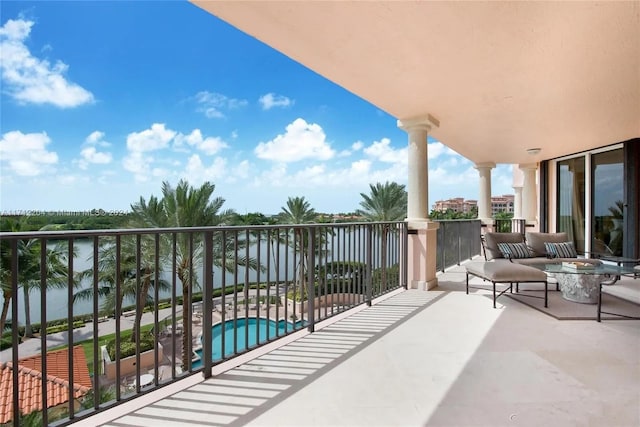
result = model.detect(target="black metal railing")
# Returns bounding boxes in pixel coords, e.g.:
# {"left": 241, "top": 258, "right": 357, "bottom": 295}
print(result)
{"left": 0, "top": 221, "right": 406, "bottom": 426}
{"left": 494, "top": 218, "right": 526, "bottom": 234}
{"left": 435, "top": 220, "right": 482, "bottom": 272}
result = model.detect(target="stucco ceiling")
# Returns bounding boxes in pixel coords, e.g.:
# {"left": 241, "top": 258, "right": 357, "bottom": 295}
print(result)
{"left": 192, "top": 1, "right": 639, "bottom": 165}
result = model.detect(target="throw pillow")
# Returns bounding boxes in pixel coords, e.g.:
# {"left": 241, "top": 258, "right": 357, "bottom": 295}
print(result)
{"left": 497, "top": 242, "right": 532, "bottom": 259}
{"left": 544, "top": 241, "right": 577, "bottom": 258}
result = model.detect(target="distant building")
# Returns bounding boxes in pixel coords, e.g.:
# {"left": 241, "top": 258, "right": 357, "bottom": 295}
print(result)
{"left": 432, "top": 197, "right": 477, "bottom": 214}
{"left": 432, "top": 195, "right": 514, "bottom": 215}
{"left": 490, "top": 194, "right": 515, "bottom": 214}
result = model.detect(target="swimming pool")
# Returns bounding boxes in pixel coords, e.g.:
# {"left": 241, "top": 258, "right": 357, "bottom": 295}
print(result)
{"left": 192, "top": 317, "right": 303, "bottom": 368}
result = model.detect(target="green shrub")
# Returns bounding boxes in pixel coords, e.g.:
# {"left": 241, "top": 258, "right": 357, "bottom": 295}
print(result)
{"left": 106, "top": 332, "right": 155, "bottom": 360}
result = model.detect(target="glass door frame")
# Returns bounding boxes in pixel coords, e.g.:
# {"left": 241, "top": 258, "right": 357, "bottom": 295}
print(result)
{"left": 549, "top": 143, "right": 623, "bottom": 256}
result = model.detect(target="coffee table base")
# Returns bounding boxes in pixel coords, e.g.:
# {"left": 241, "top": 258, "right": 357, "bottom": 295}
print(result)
{"left": 554, "top": 272, "right": 603, "bottom": 304}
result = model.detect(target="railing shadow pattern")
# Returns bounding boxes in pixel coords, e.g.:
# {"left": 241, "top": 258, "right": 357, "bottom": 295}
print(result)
{"left": 0, "top": 222, "right": 407, "bottom": 426}
{"left": 100, "top": 290, "right": 443, "bottom": 427}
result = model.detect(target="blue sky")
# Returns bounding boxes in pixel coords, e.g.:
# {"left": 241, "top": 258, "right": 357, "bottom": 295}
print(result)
{"left": 0, "top": 1, "right": 513, "bottom": 216}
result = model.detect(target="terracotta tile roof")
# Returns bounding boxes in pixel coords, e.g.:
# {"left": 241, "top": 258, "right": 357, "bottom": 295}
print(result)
{"left": 0, "top": 346, "right": 92, "bottom": 423}
{"left": 18, "top": 346, "right": 93, "bottom": 389}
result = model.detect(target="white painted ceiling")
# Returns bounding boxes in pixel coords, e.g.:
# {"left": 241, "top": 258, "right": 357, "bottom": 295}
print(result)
{"left": 192, "top": 1, "right": 639, "bottom": 165}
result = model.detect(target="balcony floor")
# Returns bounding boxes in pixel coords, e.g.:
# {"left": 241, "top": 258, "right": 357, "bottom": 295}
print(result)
{"left": 79, "top": 266, "right": 640, "bottom": 427}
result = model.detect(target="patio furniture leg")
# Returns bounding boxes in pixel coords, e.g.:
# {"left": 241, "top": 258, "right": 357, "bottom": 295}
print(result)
{"left": 466, "top": 272, "right": 470, "bottom": 294}
{"left": 544, "top": 280, "right": 548, "bottom": 307}
{"left": 493, "top": 282, "right": 496, "bottom": 308}
{"left": 597, "top": 283, "right": 602, "bottom": 322}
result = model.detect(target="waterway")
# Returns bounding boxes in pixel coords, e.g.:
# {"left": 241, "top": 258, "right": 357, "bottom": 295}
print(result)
{"left": 4, "top": 227, "right": 391, "bottom": 325}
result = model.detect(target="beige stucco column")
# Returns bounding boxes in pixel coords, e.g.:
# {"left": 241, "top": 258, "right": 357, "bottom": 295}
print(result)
{"left": 398, "top": 115, "right": 440, "bottom": 290}
{"left": 519, "top": 163, "right": 538, "bottom": 224}
{"left": 474, "top": 162, "right": 496, "bottom": 225}
{"left": 513, "top": 186, "right": 523, "bottom": 218}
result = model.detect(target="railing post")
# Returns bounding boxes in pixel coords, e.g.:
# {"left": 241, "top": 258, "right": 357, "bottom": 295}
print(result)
{"left": 440, "top": 221, "right": 446, "bottom": 273}
{"left": 202, "top": 230, "right": 214, "bottom": 379}
{"left": 10, "top": 240, "right": 19, "bottom": 427}
{"left": 402, "top": 222, "right": 408, "bottom": 289}
{"left": 306, "top": 226, "right": 316, "bottom": 332}
{"left": 365, "top": 224, "right": 373, "bottom": 305}
{"left": 457, "top": 221, "right": 461, "bottom": 265}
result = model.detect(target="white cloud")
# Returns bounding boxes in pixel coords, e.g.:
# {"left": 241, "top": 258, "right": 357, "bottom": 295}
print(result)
{"left": 338, "top": 140, "right": 365, "bottom": 157}
{"left": 258, "top": 93, "right": 293, "bottom": 110}
{"left": 254, "top": 118, "right": 335, "bottom": 162}
{"left": 76, "top": 131, "right": 112, "bottom": 170}
{"left": 78, "top": 147, "right": 112, "bottom": 169}
{"left": 86, "top": 131, "right": 110, "bottom": 146}
{"left": 0, "top": 18, "right": 94, "bottom": 108}
{"left": 123, "top": 123, "right": 175, "bottom": 182}
{"left": 195, "top": 91, "right": 248, "bottom": 118}
{"left": 126, "top": 123, "right": 176, "bottom": 152}
{"left": 181, "top": 154, "right": 227, "bottom": 182}
{"left": 232, "top": 160, "right": 251, "bottom": 180}
{"left": 122, "top": 151, "right": 152, "bottom": 182}
{"left": 174, "top": 129, "right": 228, "bottom": 155}
{"left": 427, "top": 141, "right": 459, "bottom": 159}
{"left": 251, "top": 163, "right": 288, "bottom": 187}
{"left": 0, "top": 130, "right": 58, "bottom": 176}
{"left": 123, "top": 124, "right": 230, "bottom": 182}
{"left": 363, "top": 138, "right": 407, "bottom": 164}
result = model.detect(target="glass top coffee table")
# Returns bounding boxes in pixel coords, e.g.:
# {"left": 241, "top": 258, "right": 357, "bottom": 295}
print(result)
{"left": 533, "top": 262, "right": 637, "bottom": 322}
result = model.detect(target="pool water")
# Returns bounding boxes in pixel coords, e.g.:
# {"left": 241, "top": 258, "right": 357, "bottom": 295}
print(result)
{"left": 192, "top": 317, "right": 303, "bottom": 368}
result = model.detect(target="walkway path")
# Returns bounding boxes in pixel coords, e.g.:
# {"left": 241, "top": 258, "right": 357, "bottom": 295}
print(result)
{"left": 0, "top": 306, "right": 177, "bottom": 362}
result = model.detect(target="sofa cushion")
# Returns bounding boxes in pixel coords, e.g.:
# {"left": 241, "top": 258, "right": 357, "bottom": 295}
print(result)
{"left": 545, "top": 241, "right": 578, "bottom": 258}
{"left": 497, "top": 242, "right": 532, "bottom": 259}
{"left": 525, "top": 232, "right": 569, "bottom": 257}
{"left": 483, "top": 232, "right": 524, "bottom": 260}
{"left": 466, "top": 260, "right": 547, "bottom": 282}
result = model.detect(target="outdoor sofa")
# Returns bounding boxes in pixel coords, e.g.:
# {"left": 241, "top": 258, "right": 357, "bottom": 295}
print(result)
{"left": 466, "top": 231, "right": 603, "bottom": 308}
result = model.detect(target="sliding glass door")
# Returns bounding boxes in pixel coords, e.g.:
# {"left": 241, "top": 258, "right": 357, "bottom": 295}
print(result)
{"left": 592, "top": 149, "right": 624, "bottom": 256}
{"left": 555, "top": 147, "right": 624, "bottom": 257}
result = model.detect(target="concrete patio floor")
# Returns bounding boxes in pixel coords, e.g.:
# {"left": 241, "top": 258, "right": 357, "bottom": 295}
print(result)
{"left": 78, "top": 266, "right": 640, "bottom": 427}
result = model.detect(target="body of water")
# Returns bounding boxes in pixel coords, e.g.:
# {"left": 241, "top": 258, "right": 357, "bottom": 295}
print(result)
{"left": 5, "top": 226, "right": 393, "bottom": 325}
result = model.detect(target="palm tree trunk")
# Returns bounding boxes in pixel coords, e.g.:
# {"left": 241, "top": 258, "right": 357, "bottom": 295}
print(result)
{"left": 179, "top": 264, "right": 192, "bottom": 368}
{"left": 0, "top": 292, "right": 11, "bottom": 337}
{"left": 132, "top": 269, "right": 152, "bottom": 343}
{"left": 23, "top": 285, "right": 33, "bottom": 338}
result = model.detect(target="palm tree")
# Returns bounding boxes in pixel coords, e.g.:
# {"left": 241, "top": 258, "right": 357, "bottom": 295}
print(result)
{"left": 21, "top": 239, "right": 70, "bottom": 337}
{"left": 278, "top": 197, "right": 318, "bottom": 301}
{"left": 132, "top": 180, "right": 258, "bottom": 367}
{"left": 356, "top": 182, "right": 407, "bottom": 292}
{"left": 0, "top": 219, "right": 70, "bottom": 338}
{"left": 73, "top": 235, "right": 170, "bottom": 343}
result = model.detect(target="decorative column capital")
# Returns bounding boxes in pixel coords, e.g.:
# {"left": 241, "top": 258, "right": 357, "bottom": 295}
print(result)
{"left": 474, "top": 162, "right": 496, "bottom": 170}
{"left": 397, "top": 114, "right": 440, "bottom": 133}
{"left": 518, "top": 163, "right": 538, "bottom": 171}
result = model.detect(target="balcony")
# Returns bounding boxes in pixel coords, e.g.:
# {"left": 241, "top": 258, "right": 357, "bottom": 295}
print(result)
{"left": 1, "top": 221, "right": 638, "bottom": 426}
{"left": 1, "top": 221, "right": 412, "bottom": 425}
